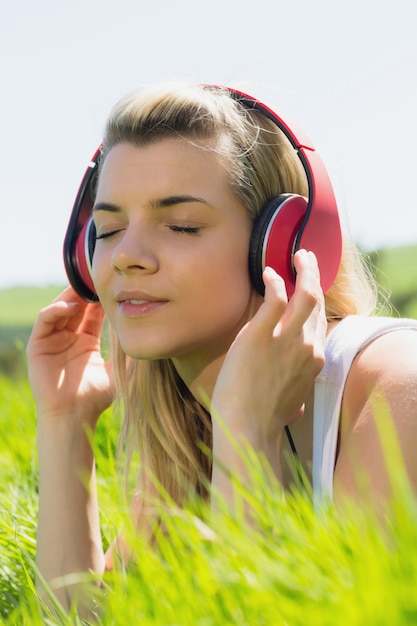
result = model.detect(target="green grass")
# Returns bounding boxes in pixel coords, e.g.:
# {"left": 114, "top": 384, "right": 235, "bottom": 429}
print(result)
{"left": 1, "top": 376, "right": 417, "bottom": 624}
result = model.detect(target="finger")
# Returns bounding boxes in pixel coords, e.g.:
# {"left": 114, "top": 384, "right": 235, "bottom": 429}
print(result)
{"left": 51, "top": 287, "right": 105, "bottom": 336}
{"left": 282, "top": 250, "right": 324, "bottom": 332}
{"left": 47, "top": 287, "right": 87, "bottom": 332}
{"left": 287, "top": 251, "right": 327, "bottom": 370}
{"left": 27, "top": 302, "right": 82, "bottom": 360}
{"left": 32, "top": 300, "right": 81, "bottom": 339}
{"left": 249, "top": 266, "right": 288, "bottom": 334}
{"left": 78, "top": 302, "right": 106, "bottom": 337}
{"left": 299, "top": 251, "right": 327, "bottom": 337}
{"left": 52, "top": 285, "right": 86, "bottom": 305}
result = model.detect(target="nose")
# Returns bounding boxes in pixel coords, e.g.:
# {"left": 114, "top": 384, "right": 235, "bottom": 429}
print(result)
{"left": 111, "top": 223, "right": 159, "bottom": 274}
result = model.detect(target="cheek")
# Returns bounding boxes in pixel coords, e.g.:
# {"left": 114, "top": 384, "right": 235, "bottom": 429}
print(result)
{"left": 196, "top": 239, "right": 253, "bottom": 312}
{"left": 91, "top": 255, "right": 101, "bottom": 293}
{"left": 91, "top": 248, "right": 111, "bottom": 302}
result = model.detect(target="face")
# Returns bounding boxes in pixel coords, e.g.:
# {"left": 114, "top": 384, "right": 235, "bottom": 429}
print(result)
{"left": 92, "top": 138, "right": 255, "bottom": 374}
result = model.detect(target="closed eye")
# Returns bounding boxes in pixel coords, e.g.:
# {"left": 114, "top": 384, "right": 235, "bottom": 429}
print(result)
{"left": 168, "top": 225, "right": 201, "bottom": 234}
{"left": 95, "top": 229, "right": 124, "bottom": 240}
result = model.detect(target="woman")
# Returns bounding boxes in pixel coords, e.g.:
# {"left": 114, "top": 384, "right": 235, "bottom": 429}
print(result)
{"left": 27, "top": 83, "right": 417, "bottom": 612}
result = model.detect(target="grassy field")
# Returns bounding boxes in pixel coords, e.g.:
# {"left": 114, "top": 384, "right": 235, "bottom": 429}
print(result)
{"left": 0, "top": 244, "right": 416, "bottom": 622}
{"left": 1, "top": 375, "right": 417, "bottom": 623}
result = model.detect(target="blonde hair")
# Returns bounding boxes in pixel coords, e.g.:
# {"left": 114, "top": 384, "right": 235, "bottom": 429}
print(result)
{"left": 100, "top": 83, "right": 378, "bottom": 512}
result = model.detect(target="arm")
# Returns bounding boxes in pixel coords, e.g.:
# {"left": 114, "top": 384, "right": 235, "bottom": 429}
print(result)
{"left": 334, "top": 328, "right": 417, "bottom": 512}
{"left": 36, "top": 420, "right": 104, "bottom": 611}
{"left": 104, "top": 469, "right": 157, "bottom": 571}
{"left": 210, "top": 250, "right": 326, "bottom": 509}
{"left": 27, "top": 288, "right": 114, "bottom": 614}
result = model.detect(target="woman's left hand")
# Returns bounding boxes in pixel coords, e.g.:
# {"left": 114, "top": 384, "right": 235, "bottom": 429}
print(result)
{"left": 211, "top": 250, "right": 327, "bottom": 447}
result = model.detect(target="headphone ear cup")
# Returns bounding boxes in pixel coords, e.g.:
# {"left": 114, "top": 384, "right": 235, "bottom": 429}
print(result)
{"left": 64, "top": 217, "right": 98, "bottom": 302}
{"left": 249, "top": 194, "right": 308, "bottom": 297}
{"left": 78, "top": 217, "right": 97, "bottom": 295}
{"left": 63, "top": 150, "right": 100, "bottom": 302}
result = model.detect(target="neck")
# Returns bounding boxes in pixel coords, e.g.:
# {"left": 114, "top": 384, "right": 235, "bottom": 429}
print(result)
{"left": 172, "top": 351, "right": 226, "bottom": 411}
{"left": 171, "top": 290, "right": 263, "bottom": 408}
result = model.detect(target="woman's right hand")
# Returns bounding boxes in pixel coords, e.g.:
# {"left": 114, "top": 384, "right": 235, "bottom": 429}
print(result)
{"left": 27, "top": 286, "right": 114, "bottom": 426}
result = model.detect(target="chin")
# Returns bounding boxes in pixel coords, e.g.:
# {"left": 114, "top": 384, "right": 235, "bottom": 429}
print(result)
{"left": 120, "top": 340, "right": 179, "bottom": 362}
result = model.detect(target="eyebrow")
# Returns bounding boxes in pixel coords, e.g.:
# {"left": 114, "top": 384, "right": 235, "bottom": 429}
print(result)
{"left": 92, "top": 202, "right": 121, "bottom": 213}
{"left": 153, "top": 195, "right": 210, "bottom": 209}
{"left": 93, "top": 195, "right": 211, "bottom": 213}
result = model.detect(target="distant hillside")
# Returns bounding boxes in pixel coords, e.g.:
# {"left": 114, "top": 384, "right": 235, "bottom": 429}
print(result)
{"left": 0, "top": 285, "right": 65, "bottom": 328}
{"left": 0, "top": 285, "right": 64, "bottom": 376}
{"left": 369, "top": 243, "right": 417, "bottom": 319}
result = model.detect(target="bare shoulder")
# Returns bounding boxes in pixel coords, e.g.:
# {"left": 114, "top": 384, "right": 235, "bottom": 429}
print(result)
{"left": 349, "top": 325, "right": 417, "bottom": 385}
{"left": 341, "top": 326, "right": 417, "bottom": 424}
{"left": 335, "top": 325, "right": 417, "bottom": 503}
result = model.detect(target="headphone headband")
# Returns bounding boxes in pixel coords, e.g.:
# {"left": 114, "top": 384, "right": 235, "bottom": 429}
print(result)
{"left": 228, "top": 88, "right": 342, "bottom": 295}
{"left": 63, "top": 86, "right": 342, "bottom": 301}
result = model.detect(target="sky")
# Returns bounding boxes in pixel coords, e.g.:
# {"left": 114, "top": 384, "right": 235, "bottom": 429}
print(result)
{"left": 1, "top": 0, "right": 416, "bottom": 288}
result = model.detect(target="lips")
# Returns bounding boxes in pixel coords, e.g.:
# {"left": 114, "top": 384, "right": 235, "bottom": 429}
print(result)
{"left": 115, "top": 290, "right": 166, "bottom": 304}
{"left": 115, "top": 291, "right": 169, "bottom": 318}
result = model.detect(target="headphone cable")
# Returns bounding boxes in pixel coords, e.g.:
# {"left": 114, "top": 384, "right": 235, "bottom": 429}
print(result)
{"left": 284, "top": 425, "right": 305, "bottom": 490}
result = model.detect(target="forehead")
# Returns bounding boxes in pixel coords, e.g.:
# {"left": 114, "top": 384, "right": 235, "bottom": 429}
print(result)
{"left": 96, "top": 139, "right": 232, "bottom": 199}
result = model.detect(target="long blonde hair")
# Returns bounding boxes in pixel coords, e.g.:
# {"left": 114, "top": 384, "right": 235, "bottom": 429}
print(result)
{"left": 100, "top": 83, "right": 378, "bottom": 510}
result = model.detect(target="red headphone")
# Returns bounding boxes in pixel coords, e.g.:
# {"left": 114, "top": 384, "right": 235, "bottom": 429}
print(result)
{"left": 63, "top": 87, "right": 342, "bottom": 302}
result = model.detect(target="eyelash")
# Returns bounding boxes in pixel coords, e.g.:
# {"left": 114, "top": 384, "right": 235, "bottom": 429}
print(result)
{"left": 168, "top": 225, "right": 201, "bottom": 235}
{"left": 95, "top": 229, "right": 123, "bottom": 240}
{"left": 95, "top": 225, "right": 201, "bottom": 240}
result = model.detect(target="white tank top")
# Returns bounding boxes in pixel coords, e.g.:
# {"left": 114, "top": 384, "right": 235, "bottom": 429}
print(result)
{"left": 312, "top": 315, "right": 417, "bottom": 502}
